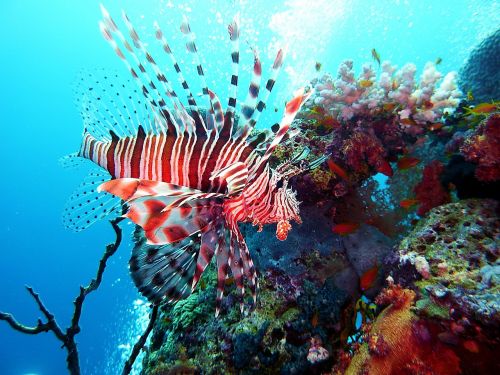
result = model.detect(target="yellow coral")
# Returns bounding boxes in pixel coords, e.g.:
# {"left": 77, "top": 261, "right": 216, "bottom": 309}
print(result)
{"left": 346, "top": 287, "right": 460, "bottom": 375}
{"left": 310, "top": 168, "right": 333, "bottom": 190}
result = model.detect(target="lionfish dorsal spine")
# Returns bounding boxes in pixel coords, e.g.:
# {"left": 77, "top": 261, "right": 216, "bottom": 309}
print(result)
{"left": 226, "top": 13, "right": 240, "bottom": 118}
{"left": 99, "top": 7, "right": 174, "bottom": 135}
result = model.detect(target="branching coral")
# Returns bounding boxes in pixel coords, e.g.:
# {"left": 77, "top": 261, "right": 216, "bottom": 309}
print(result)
{"left": 311, "top": 60, "right": 462, "bottom": 126}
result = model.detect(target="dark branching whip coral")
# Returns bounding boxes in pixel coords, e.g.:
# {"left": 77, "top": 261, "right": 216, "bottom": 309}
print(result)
{"left": 0, "top": 218, "right": 158, "bottom": 375}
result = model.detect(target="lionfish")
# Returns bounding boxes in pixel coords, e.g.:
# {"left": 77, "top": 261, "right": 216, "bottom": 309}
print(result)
{"left": 64, "top": 6, "right": 322, "bottom": 315}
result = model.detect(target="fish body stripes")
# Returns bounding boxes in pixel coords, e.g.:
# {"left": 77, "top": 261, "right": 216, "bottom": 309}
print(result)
{"left": 67, "top": 6, "right": 315, "bottom": 316}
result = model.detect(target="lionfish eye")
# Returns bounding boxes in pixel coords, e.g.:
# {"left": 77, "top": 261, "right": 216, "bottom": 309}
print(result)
{"left": 276, "top": 179, "right": 284, "bottom": 189}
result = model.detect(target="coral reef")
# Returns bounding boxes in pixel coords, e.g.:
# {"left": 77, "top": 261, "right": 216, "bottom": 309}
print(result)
{"left": 335, "top": 199, "right": 499, "bottom": 374}
{"left": 398, "top": 199, "right": 500, "bottom": 330}
{"left": 140, "top": 224, "right": 352, "bottom": 374}
{"left": 413, "top": 160, "right": 450, "bottom": 216}
{"left": 459, "top": 28, "right": 500, "bottom": 104}
{"left": 311, "top": 60, "right": 461, "bottom": 126}
{"left": 138, "top": 53, "right": 499, "bottom": 374}
{"left": 345, "top": 283, "right": 461, "bottom": 375}
{"left": 461, "top": 114, "right": 500, "bottom": 182}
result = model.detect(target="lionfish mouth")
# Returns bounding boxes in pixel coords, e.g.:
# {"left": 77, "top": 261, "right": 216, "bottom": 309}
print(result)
{"left": 276, "top": 220, "right": 292, "bottom": 241}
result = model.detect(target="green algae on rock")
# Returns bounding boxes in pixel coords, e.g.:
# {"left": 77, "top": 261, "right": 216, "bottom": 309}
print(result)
{"left": 398, "top": 199, "right": 500, "bottom": 328}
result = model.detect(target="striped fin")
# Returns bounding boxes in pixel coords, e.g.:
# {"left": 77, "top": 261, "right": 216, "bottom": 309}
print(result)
{"left": 59, "top": 153, "right": 92, "bottom": 170}
{"left": 226, "top": 14, "right": 240, "bottom": 116}
{"left": 240, "top": 46, "right": 262, "bottom": 121}
{"left": 257, "top": 88, "right": 312, "bottom": 168}
{"left": 125, "top": 195, "right": 223, "bottom": 245}
{"left": 191, "top": 223, "right": 219, "bottom": 291}
{"left": 154, "top": 21, "right": 200, "bottom": 121}
{"left": 210, "top": 162, "right": 248, "bottom": 196}
{"left": 208, "top": 89, "right": 224, "bottom": 131}
{"left": 229, "top": 228, "right": 245, "bottom": 313}
{"left": 98, "top": 179, "right": 225, "bottom": 245}
{"left": 215, "top": 227, "right": 230, "bottom": 317}
{"left": 239, "top": 236, "right": 258, "bottom": 306}
{"left": 121, "top": 11, "right": 187, "bottom": 126}
{"left": 130, "top": 229, "right": 200, "bottom": 304}
{"left": 246, "top": 48, "right": 286, "bottom": 133}
{"left": 180, "top": 16, "right": 215, "bottom": 123}
{"left": 63, "top": 171, "right": 122, "bottom": 232}
{"left": 99, "top": 6, "right": 181, "bottom": 134}
{"left": 98, "top": 178, "right": 199, "bottom": 201}
{"left": 99, "top": 8, "right": 163, "bottom": 117}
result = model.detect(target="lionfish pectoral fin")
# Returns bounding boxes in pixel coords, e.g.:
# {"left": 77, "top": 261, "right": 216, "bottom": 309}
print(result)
{"left": 129, "top": 228, "right": 200, "bottom": 304}
{"left": 63, "top": 170, "right": 122, "bottom": 232}
{"left": 100, "top": 178, "right": 225, "bottom": 246}
{"left": 98, "top": 178, "right": 200, "bottom": 201}
{"left": 210, "top": 162, "right": 249, "bottom": 196}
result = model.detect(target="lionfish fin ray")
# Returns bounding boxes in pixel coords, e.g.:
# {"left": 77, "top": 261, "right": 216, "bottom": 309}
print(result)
{"left": 210, "top": 162, "right": 248, "bottom": 196}
{"left": 63, "top": 170, "right": 122, "bottom": 231}
{"left": 59, "top": 153, "right": 94, "bottom": 170}
{"left": 130, "top": 228, "right": 200, "bottom": 304}
{"left": 73, "top": 70, "right": 158, "bottom": 140}
{"left": 100, "top": 179, "right": 224, "bottom": 245}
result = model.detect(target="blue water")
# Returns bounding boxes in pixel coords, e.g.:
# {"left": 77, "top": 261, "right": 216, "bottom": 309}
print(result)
{"left": 0, "top": 0, "right": 498, "bottom": 374}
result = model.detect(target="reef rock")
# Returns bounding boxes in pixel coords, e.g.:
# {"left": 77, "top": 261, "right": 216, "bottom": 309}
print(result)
{"left": 398, "top": 199, "right": 500, "bottom": 330}
{"left": 459, "top": 28, "right": 500, "bottom": 104}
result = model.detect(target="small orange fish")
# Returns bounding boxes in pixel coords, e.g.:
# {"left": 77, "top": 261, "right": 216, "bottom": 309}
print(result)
{"left": 465, "top": 102, "right": 498, "bottom": 115}
{"left": 332, "top": 222, "right": 360, "bottom": 236}
{"left": 392, "top": 79, "right": 399, "bottom": 90}
{"left": 376, "top": 160, "right": 393, "bottom": 177}
{"left": 319, "top": 116, "right": 340, "bottom": 130}
{"left": 383, "top": 102, "right": 397, "bottom": 112}
{"left": 397, "top": 156, "right": 420, "bottom": 170}
{"left": 360, "top": 264, "right": 379, "bottom": 291}
{"left": 422, "top": 100, "right": 434, "bottom": 109}
{"left": 359, "top": 79, "right": 373, "bottom": 88}
{"left": 414, "top": 136, "right": 427, "bottom": 147}
{"left": 462, "top": 340, "right": 479, "bottom": 353}
{"left": 428, "top": 123, "right": 443, "bottom": 131}
{"left": 399, "top": 199, "right": 419, "bottom": 209}
{"left": 311, "top": 311, "right": 319, "bottom": 328}
{"left": 327, "top": 159, "right": 348, "bottom": 180}
{"left": 310, "top": 105, "right": 326, "bottom": 116}
{"left": 400, "top": 118, "right": 418, "bottom": 127}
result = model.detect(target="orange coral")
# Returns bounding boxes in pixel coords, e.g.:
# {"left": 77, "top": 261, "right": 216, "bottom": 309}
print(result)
{"left": 346, "top": 285, "right": 460, "bottom": 375}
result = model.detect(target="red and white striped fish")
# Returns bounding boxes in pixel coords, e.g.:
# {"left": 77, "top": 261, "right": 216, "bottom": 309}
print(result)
{"left": 64, "top": 6, "right": 319, "bottom": 315}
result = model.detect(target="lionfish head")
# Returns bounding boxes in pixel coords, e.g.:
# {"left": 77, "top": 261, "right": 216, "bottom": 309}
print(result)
{"left": 272, "top": 161, "right": 304, "bottom": 241}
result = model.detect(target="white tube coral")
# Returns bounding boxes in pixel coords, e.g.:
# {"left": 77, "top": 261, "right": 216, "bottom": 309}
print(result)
{"left": 308, "top": 59, "right": 462, "bottom": 127}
